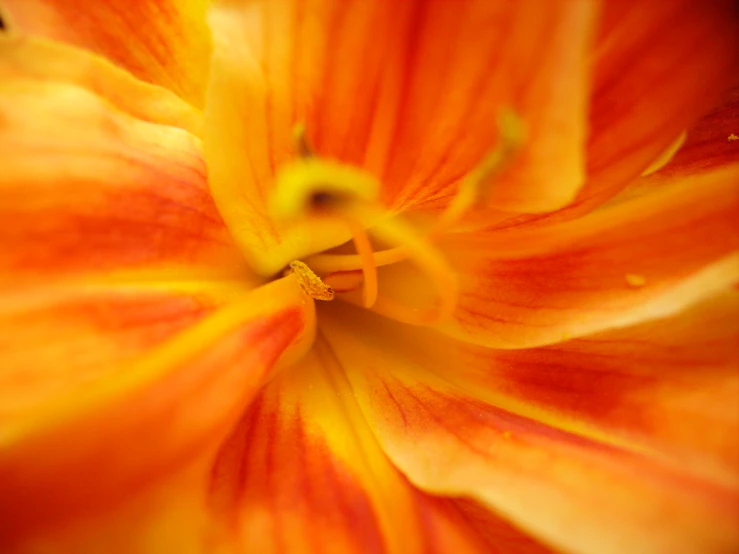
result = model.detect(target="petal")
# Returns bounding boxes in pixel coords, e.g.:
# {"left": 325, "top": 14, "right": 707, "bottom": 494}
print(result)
{"left": 0, "top": 68, "right": 244, "bottom": 284}
{"left": 449, "top": 291, "right": 739, "bottom": 488}
{"left": 2, "top": 0, "right": 211, "bottom": 107}
{"left": 430, "top": 164, "right": 739, "bottom": 348}
{"left": 206, "top": 340, "right": 547, "bottom": 554}
{"left": 571, "top": 0, "right": 739, "bottom": 216}
{"left": 659, "top": 84, "right": 739, "bottom": 177}
{"left": 320, "top": 312, "right": 739, "bottom": 554}
{"left": 326, "top": 288, "right": 739, "bottom": 487}
{"left": 372, "top": 0, "right": 595, "bottom": 214}
{"left": 205, "top": 0, "right": 595, "bottom": 271}
{"left": 0, "top": 281, "right": 249, "bottom": 421}
{"left": 474, "top": 0, "right": 739, "bottom": 232}
{"left": 0, "top": 276, "right": 315, "bottom": 546}
{"left": 0, "top": 35, "right": 203, "bottom": 136}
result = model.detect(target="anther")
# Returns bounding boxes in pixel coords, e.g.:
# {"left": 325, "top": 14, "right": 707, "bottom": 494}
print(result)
{"left": 286, "top": 260, "right": 335, "bottom": 301}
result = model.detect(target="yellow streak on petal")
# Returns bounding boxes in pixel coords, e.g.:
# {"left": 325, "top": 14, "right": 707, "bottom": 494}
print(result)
{"left": 0, "top": 275, "right": 315, "bottom": 446}
{"left": 641, "top": 130, "right": 687, "bottom": 176}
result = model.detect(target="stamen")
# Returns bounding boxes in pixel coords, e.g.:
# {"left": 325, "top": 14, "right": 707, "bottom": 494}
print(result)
{"left": 344, "top": 217, "right": 379, "bottom": 308}
{"left": 435, "top": 108, "right": 526, "bottom": 232}
{"left": 305, "top": 108, "right": 525, "bottom": 276}
{"left": 307, "top": 245, "right": 408, "bottom": 273}
{"left": 375, "top": 220, "right": 458, "bottom": 325}
{"left": 343, "top": 204, "right": 459, "bottom": 325}
{"left": 323, "top": 270, "right": 364, "bottom": 293}
{"left": 285, "top": 261, "right": 335, "bottom": 301}
{"left": 270, "top": 118, "right": 510, "bottom": 325}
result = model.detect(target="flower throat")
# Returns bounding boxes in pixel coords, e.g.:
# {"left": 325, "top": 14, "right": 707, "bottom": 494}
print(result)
{"left": 272, "top": 113, "right": 525, "bottom": 326}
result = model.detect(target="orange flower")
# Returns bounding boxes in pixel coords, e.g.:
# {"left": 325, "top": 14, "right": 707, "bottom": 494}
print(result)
{"left": 1, "top": 1, "right": 738, "bottom": 553}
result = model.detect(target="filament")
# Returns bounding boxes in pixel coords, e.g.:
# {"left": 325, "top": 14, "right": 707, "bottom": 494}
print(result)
{"left": 344, "top": 217, "right": 379, "bottom": 308}
{"left": 341, "top": 204, "right": 459, "bottom": 326}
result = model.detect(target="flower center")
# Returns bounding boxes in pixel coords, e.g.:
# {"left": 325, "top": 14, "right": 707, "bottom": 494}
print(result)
{"left": 271, "top": 113, "right": 524, "bottom": 326}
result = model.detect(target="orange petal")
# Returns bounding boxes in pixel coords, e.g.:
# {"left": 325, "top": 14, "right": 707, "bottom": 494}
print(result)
{"left": 572, "top": 0, "right": 739, "bottom": 215}
{"left": 205, "top": 0, "right": 595, "bottom": 265}
{"left": 0, "top": 277, "right": 315, "bottom": 547}
{"left": 319, "top": 313, "right": 739, "bottom": 554}
{"left": 371, "top": 0, "right": 595, "bottom": 214}
{"left": 472, "top": 1, "right": 739, "bottom": 232}
{"left": 428, "top": 164, "right": 739, "bottom": 348}
{"left": 0, "top": 71, "right": 244, "bottom": 284}
{"left": 327, "top": 287, "right": 739, "bottom": 486}
{"left": 0, "top": 282, "right": 246, "bottom": 423}
{"left": 206, "top": 339, "right": 546, "bottom": 554}
{"left": 2, "top": 463, "right": 220, "bottom": 554}
{"left": 452, "top": 291, "right": 739, "bottom": 488}
{"left": 2, "top": 0, "right": 211, "bottom": 107}
{"left": 660, "top": 84, "right": 739, "bottom": 177}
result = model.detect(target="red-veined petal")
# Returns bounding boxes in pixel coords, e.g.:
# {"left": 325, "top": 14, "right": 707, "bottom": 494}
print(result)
{"left": 561, "top": 0, "right": 739, "bottom": 219}
{"left": 447, "top": 291, "right": 739, "bottom": 488}
{"left": 660, "top": 84, "right": 739, "bottom": 177}
{"left": 599, "top": 85, "right": 739, "bottom": 208}
{"left": 319, "top": 311, "right": 739, "bottom": 554}
{"left": 324, "top": 288, "right": 739, "bottom": 489}
{"left": 0, "top": 52, "right": 245, "bottom": 284}
{"left": 1, "top": 0, "right": 211, "bottom": 107}
{"left": 0, "top": 277, "right": 315, "bottom": 550}
{"left": 206, "top": 339, "right": 549, "bottom": 554}
{"left": 464, "top": 0, "right": 738, "bottom": 233}
{"left": 204, "top": 0, "right": 595, "bottom": 272}
{"left": 424, "top": 164, "right": 739, "bottom": 348}
{"left": 0, "top": 282, "right": 249, "bottom": 423}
